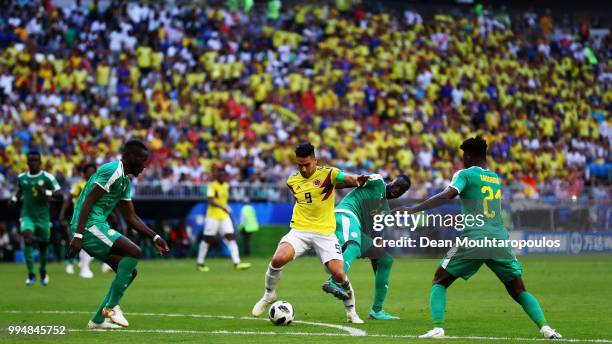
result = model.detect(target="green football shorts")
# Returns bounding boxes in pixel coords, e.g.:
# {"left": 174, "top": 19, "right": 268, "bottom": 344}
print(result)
{"left": 20, "top": 216, "right": 51, "bottom": 242}
{"left": 440, "top": 246, "right": 523, "bottom": 283}
{"left": 73, "top": 223, "right": 123, "bottom": 261}
{"left": 335, "top": 210, "right": 384, "bottom": 259}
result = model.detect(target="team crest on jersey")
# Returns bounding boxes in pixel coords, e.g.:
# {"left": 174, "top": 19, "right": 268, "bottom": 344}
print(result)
{"left": 38, "top": 180, "right": 44, "bottom": 186}
{"left": 313, "top": 179, "right": 322, "bottom": 187}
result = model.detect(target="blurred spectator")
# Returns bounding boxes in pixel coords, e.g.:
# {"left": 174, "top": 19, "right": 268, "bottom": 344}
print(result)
{"left": 238, "top": 197, "right": 259, "bottom": 257}
{"left": 0, "top": 0, "right": 608, "bottom": 203}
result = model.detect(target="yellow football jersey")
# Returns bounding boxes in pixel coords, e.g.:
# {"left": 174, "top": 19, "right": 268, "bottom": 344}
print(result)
{"left": 207, "top": 180, "right": 230, "bottom": 221}
{"left": 71, "top": 180, "right": 87, "bottom": 204}
{"left": 287, "top": 166, "right": 344, "bottom": 234}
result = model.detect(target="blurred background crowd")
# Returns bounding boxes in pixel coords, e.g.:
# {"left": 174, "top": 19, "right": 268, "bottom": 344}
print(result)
{"left": 0, "top": 0, "right": 610, "bottom": 202}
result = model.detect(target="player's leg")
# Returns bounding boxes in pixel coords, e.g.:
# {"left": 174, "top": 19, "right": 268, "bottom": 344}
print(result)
{"left": 35, "top": 222, "right": 51, "bottom": 286}
{"left": 196, "top": 217, "right": 218, "bottom": 271}
{"left": 487, "top": 259, "right": 562, "bottom": 339}
{"left": 420, "top": 249, "right": 481, "bottom": 338}
{"left": 89, "top": 254, "right": 138, "bottom": 325}
{"left": 323, "top": 213, "right": 361, "bottom": 300}
{"left": 368, "top": 253, "right": 399, "bottom": 320}
{"left": 221, "top": 218, "right": 250, "bottom": 270}
{"left": 79, "top": 250, "right": 94, "bottom": 278}
{"left": 317, "top": 232, "right": 363, "bottom": 323}
{"left": 20, "top": 217, "right": 36, "bottom": 285}
{"left": 81, "top": 223, "right": 135, "bottom": 327}
{"left": 252, "top": 230, "right": 305, "bottom": 316}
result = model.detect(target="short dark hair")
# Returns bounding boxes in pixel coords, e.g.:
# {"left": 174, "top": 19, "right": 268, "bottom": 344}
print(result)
{"left": 123, "top": 140, "right": 148, "bottom": 154}
{"left": 460, "top": 136, "right": 487, "bottom": 160}
{"left": 82, "top": 163, "right": 97, "bottom": 173}
{"left": 397, "top": 174, "right": 411, "bottom": 188}
{"left": 295, "top": 142, "right": 315, "bottom": 158}
{"left": 27, "top": 150, "right": 40, "bottom": 157}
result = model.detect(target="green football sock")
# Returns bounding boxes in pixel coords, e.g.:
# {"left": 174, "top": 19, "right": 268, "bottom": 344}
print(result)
{"left": 39, "top": 244, "right": 47, "bottom": 273}
{"left": 431, "top": 284, "right": 447, "bottom": 328}
{"left": 106, "top": 257, "right": 138, "bottom": 308}
{"left": 372, "top": 254, "right": 393, "bottom": 312}
{"left": 343, "top": 242, "right": 361, "bottom": 273}
{"left": 517, "top": 291, "right": 548, "bottom": 328}
{"left": 91, "top": 270, "right": 136, "bottom": 323}
{"left": 24, "top": 245, "right": 34, "bottom": 275}
{"left": 92, "top": 290, "right": 112, "bottom": 323}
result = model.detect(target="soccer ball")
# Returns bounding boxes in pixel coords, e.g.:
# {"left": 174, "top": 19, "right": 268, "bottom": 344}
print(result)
{"left": 268, "top": 300, "right": 294, "bottom": 325}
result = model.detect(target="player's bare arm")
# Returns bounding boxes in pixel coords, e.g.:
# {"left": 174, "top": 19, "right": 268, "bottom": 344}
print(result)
{"left": 34, "top": 184, "right": 63, "bottom": 201}
{"left": 208, "top": 199, "right": 231, "bottom": 215}
{"left": 395, "top": 186, "right": 458, "bottom": 214}
{"left": 117, "top": 200, "right": 169, "bottom": 256}
{"left": 340, "top": 174, "right": 369, "bottom": 188}
{"left": 8, "top": 182, "right": 22, "bottom": 207}
{"left": 68, "top": 184, "right": 107, "bottom": 258}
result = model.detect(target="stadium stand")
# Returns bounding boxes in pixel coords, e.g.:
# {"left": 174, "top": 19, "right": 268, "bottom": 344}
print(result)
{"left": 0, "top": 0, "right": 609, "bottom": 202}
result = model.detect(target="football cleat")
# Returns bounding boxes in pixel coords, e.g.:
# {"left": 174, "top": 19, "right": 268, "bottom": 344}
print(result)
{"left": 234, "top": 262, "right": 252, "bottom": 271}
{"left": 25, "top": 274, "right": 36, "bottom": 286}
{"left": 102, "top": 306, "right": 129, "bottom": 327}
{"left": 321, "top": 280, "right": 350, "bottom": 301}
{"left": 368, "top": 309, "right": 400, "bottom": 320}
{"left": 66, "top": 264, "right": 75, "bottom": 274}
{"left": 80, "top": 267, "right": 94, "bottom": 279}
{"left": 419, "top": 327, "right": 445, "bottom": 338}
{"left": 346, "top": 309, "right": 364, "bottom": 324}
{"left": 40, "top": 272, "right": 49, "bottom": 286}
{"left": 540, "top": 325, "right": 562, "bottom": 339}
{"left": 252, "top": 291, "right": 277, "bottom": 317}
{"left": 197, "top": 264, "right": 210, "bottom": 272}
{"left": 87, "top": 320, "right": 122, "bottom": 329}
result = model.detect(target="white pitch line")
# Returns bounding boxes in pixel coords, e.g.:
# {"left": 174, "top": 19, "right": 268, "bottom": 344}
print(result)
{"left": 4, "top": 310, "right": 612, "bottom": 343}
{"left": 2, "top": 310, "right": 366, "bottom": 336}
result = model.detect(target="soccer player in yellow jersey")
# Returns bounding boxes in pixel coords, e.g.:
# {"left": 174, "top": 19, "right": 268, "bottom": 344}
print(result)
{"left": 196, "top": 165, "right": 251, "bottom": 271}
{"left": 59, "top": 163, "right": 97, "bottom": 278}
{"left": 252, "top": 142, "right": 369, "bottom": 323}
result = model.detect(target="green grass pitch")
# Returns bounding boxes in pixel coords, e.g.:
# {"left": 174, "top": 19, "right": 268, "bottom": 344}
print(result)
{"left": 1, "top": 255, "right": 611, "bottom": 343}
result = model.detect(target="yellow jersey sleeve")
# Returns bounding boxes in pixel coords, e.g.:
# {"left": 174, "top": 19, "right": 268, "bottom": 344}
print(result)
{"left": 287, "top": 166, "right": 342, "bottom": 234}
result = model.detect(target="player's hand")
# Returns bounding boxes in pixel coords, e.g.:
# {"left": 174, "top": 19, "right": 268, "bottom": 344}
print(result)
{"left": 154, "top": 237, "right": 170, "bottom": 256}
{"left": 356, "top": 175, "right": 369, "bottom": 187}
{"left": 67, "top": 237, "right": 82, "bottom": 259}
{"left": 8, "top": 198, "right": 17, "bottom": 208}
{"left": 35, "top": 185, "right": 47, "bottom": 197}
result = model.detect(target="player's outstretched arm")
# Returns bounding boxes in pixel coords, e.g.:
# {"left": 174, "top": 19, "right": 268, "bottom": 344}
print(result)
{"left": 341, "top": 173, "right": 369, "bottom": 188}
{"left": 396, "top": 186, "right": 458, "bottom": 214}
{"left": 68, "top": 184, "right": 107, "bottom": 258}
{"left": 117, "top": 200, "right": 170, "bottom": 256}
{"left": 7, "top": 183, "right": 22, "bottom": 207}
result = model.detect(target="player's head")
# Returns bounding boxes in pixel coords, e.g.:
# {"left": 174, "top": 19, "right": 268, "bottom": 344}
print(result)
{"left": 121, "top": 140, "right": 149, "bottom": 177}
{"left": 295, "top": 142, "right": 317, "bottom": 179}
{"left": 27, "top": 151, "right": 41, "bottom": 173}
{"left": 460, "top": 136, "right": 487, "bottom": 168}
{"left": 82, "top": 163, "right": 97, "bottom": 179}
{"left": 386, "top": 174, "right": 411, "bottom": 199}
{"left": 213, "top": 163, "right": 226, "bottom": 182}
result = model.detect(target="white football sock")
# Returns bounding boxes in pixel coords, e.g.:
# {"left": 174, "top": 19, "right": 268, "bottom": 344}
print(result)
{"left": 196, "top": 241, "right": 209, "bottom": 265}
{"left": 223, "top": 238, "right": 241, "bottom": 265}
{"left": 265, "top": 263, "right": 283, "bottom": 295}
{"left": 342, "top": 280, "right": 356, "bottom": 310}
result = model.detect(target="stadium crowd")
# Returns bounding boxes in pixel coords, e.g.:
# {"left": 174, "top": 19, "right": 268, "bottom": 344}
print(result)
{"left": 0, "top": 0, "right": 610, "bottom": 201}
